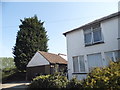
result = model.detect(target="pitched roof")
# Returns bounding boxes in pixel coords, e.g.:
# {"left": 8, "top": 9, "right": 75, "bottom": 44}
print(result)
{"left": 63, "top": 11, "right": 120, "bottom": 36}
{"left": 38, "top": 51, "right": 67, "bottom": 64}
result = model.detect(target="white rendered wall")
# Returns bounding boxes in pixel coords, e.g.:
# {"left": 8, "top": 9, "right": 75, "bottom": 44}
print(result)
{"left": 66, "top": 17, "right": 119, "bottom": 80}
{"left": 27, "top": 52, "right": 49, "bottom": 67}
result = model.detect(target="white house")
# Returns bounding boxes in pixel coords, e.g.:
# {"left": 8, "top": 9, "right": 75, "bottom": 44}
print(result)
{"left": 63, "top": 12, "right": 120, "bottom": 80}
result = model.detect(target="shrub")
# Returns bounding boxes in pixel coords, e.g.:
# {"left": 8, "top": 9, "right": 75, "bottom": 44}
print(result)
{"left": 28, "top": 75, "right": 51, "bottom": 88}
{"left": 66, "top": 78, "right": 83, "bottom": 89}
{"left": 2, "top": 68, "right": 18, "bottom": 79}
{"left": 28, "top": 61, "right": 120, "bottom": 89}
{"left": 83, "top": 61, "right": 120, "bottom": 89}
{"left": 27, "top": 73, "right": 68, "bottom": 89}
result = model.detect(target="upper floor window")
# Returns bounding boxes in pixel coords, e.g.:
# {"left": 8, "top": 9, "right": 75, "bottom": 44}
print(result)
{"left": 84, "top": 24, "right": 103, "bottom": 46}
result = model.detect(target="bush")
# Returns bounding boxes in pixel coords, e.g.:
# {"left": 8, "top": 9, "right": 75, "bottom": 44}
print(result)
{"left": 28, "top": 73, "right": 68, "bottom": 89}
{"left": 28, "top": 61, "right": 120, "bottom": 89}
{"left": 83, "top": 61, "right": 120, "bottom": 89}
{"left": 2, "top": 68, "right": 18, "bottom": 79}
{"left": 66, "top": 78, "right": 83, "bottom": 89}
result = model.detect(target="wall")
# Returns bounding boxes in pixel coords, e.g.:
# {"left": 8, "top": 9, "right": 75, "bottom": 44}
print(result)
{"left": 66, "top": 17, "right": 119, "bottom": 80}
{"left": 27, "top": 52, "right": 49, "bottom": 67}
{"left": 26, "top": 65, "right": 50, "bottom": 80}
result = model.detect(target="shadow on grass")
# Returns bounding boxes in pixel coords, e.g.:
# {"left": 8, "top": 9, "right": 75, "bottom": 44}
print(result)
{"left": 2, "top": 72, "right": 26, "bottom": 84}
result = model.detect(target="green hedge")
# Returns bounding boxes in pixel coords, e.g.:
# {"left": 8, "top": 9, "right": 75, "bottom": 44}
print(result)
{"left": 28, "top": 61, "right": 120, "bottom": 89}
{"left": 82, "top": 61, "right": 120, "bottom": 89}
{"left": 28, "top": 73, "right": 68, "bottom": 89}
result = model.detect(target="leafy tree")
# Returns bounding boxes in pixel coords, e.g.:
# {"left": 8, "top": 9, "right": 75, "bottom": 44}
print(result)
{"left": 13, "top": 15, "right": 49, "bottom": 72}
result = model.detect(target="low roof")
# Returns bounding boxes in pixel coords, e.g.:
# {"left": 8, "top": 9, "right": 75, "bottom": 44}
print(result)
{"left": 63, "top": 11, "right": 120, "bottom": 36}
{"left": 38, "top": 51, "right": 67, "bottom": 64}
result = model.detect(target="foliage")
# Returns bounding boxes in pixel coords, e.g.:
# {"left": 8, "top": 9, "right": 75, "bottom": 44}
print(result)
{"left": 2, "top": 68, "right": 26, "bottom": 83}
{"left": 28, "top": 73, "right": 68, "bottom": 89}
{"left": 0, "top": 57, "right": 15, "bottom": 69}
{"left": 28, "top": 61, "right": 120, "bottom": 89}
{"left": 13, "top": 15, "right": 49, "bottom": 72}
{"left": 2, "top": 68, "right": 18, "bottom": 79}
{"left": 66, "top": 78, "right": 83, "bottom": 89}
{"left": 1, "top": 57, "right": 18, "bottom": 83}
{"left": 82, "top": 61, "right": 120, "bottom": 89}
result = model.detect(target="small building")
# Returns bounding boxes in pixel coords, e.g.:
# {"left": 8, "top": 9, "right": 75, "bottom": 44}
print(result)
{"left": 26, "top": 51, "right": 67, "bottom": 80}
{"left": 63, "top": 12, "right": 120, "bottom": 80}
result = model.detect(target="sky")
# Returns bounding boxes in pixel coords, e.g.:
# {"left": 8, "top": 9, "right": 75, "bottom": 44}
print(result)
{"left": 1, "top": 1, "right": 119, "bottom": 57}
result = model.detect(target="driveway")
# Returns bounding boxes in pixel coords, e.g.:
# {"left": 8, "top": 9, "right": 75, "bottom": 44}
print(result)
{"left": 1, "top": 81, "right": 30, "bottom": 90}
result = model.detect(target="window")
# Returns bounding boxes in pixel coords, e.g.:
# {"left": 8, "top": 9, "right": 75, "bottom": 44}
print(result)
{"left": 79, "top": 56, "right": 85, "bottom": 72}
{"left": 87, "top": 53, "right": 103, "bottom": 71}
{"left": 93, "top": 27, "right": 102, "bottom": 43}
{"left": 73, "top": 56, "right": 86, "bottom": 73}
{"left": 105, "top": 50, "right": 120, "bottom": 65}
{"left": 114, "top": 51, "right": 120, "bottom": 61}
{"left": 84, "top": 29, "right": 92, "bottom": 45}
{"left": 105, "top": 52, "right": 114, "bottom": 62}
{"left": 84, "top": 24, "right": 103, "bottom": 46}
{"left": 73, "top": 56, "right": 79, "bottom": 73}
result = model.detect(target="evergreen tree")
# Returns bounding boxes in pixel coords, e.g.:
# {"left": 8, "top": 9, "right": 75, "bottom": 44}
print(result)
{"left": 13, "top": 15, "right": 49, "bottom": 72}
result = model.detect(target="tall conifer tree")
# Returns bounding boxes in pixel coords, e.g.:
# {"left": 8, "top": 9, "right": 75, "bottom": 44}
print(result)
{"left": 13, "top": 15, "right": 49, "bottom": 72}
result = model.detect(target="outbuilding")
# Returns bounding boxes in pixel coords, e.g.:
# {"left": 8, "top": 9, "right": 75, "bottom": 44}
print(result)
{"left": 26, "top": 51, "right": 67, "bottom": 80}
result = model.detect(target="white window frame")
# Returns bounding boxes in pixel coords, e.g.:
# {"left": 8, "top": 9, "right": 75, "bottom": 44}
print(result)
{"left": 84, "top": 26, "right": 103, "bottom": 46}
{"left": 73, "top": 55, "right": 86, "bottom": 73}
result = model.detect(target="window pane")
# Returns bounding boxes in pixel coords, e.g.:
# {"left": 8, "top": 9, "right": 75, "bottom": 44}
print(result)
{"left": 114, "top": 51, "right": 120, "bottom": 62}
{"left": 84, "top": 29, "right": 92, "bottom": 45}
{"left": 87, "top": 53, "right": 103, "bottom": 70}
{"left": 84, "top": 33, "right": 92, "bottom": 44}
{"left": 73, "top": 56, "right": 79, "bottom": 72}
{"left": 93, "top": 28, "right": 102, "bottom": 42}
{"left": 84, "top": 29, "right": 91, "bottom": 34}
{"left": 105, "top": 52, "right": 114, "bottom": 65}
{"left": 79, "top": 56, "right": 85, "bottom": 72}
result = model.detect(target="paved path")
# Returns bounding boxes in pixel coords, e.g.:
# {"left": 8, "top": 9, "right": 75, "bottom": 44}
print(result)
{"left": 1, "top": 82, "right": 30, "bottom": 90}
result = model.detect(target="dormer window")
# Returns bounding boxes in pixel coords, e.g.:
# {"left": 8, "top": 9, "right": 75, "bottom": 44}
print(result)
{"left": 84, "top": 23, "right": 104, "bottom": 46}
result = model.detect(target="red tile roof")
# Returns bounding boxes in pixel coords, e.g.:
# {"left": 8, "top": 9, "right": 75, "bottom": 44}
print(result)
{"left": 38, "top": 51, "right": 67, "bottom": 64}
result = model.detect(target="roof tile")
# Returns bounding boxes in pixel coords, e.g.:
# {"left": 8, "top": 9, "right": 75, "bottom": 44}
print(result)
{"left": 38, "top": 51, "right": 67, "bottom": 64}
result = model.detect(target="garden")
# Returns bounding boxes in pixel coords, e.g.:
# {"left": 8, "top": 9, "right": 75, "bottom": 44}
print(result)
{"left": 27, "top": 61, "right": 120, "bottom": 89}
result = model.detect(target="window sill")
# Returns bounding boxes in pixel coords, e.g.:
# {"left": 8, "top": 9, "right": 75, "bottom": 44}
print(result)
{"left": 85, "top": 41, "right": 104, "bottom": 47}
{"left": 72, "top": 72, "right": 88, "bottom": 74}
